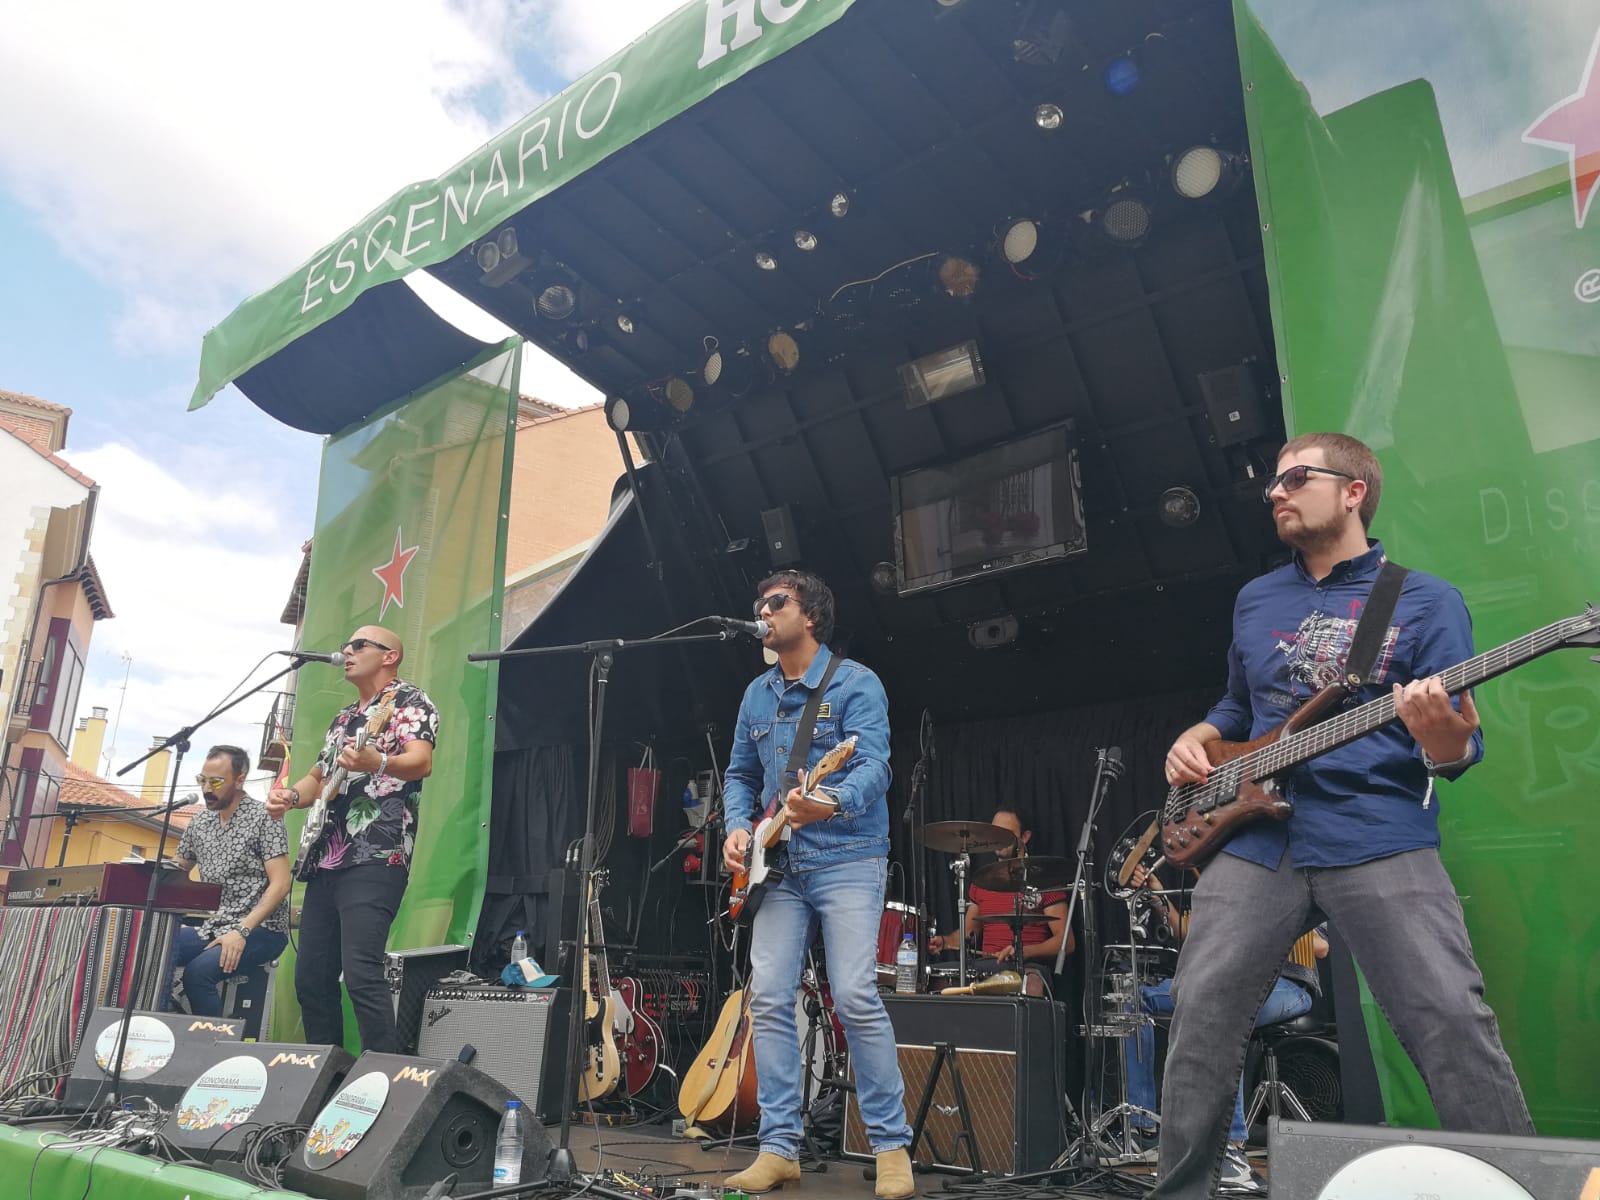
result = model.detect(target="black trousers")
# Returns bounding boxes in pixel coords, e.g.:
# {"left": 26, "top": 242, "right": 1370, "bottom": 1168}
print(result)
{"left": 296, "top": 863, "right": 408, "bottom": 1053}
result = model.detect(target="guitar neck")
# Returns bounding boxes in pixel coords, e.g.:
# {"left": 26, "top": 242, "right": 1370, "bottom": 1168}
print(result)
{"left": 1250, "top": 616, "right": 1583, "bottom": 779}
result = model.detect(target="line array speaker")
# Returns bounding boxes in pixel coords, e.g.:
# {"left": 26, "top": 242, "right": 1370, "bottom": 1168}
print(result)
{"left": 843, "top": 995, "right": 1067, "bottom": 1176}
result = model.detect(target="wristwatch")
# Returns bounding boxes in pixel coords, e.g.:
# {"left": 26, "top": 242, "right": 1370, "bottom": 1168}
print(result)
{"left": 235, "top": 924, "right": 252, "bottom": 940}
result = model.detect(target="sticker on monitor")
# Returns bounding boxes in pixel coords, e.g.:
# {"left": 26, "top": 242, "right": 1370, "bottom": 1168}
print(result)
{"left": 175, "top": 1055, "right": 268, "bottom": 1132}
{"left": 93, "top": 1016, "right": 176, "bottom": 1080}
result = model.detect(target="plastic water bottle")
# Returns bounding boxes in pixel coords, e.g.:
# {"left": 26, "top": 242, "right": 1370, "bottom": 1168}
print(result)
{"left": 493, "top": 1099, "right": 524, "bottom": 1185}
{"left": 509, "top": 930, "right": 528, "bottom": 964}
{"left": 895, "top": 934, "right": 918, "bottom": 994}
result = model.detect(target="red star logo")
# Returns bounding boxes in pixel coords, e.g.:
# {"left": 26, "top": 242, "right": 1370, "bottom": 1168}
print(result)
{"left": 372, "top": 526, "right": 420, "bottom": 620}
{"left": 1523, "top": 24, "right": 1600, "bottom": 229}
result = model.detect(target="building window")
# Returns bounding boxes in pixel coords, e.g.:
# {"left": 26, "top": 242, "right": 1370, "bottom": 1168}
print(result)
{"left": 29, "top": 617, "right": 85, "bottom": 749}
{"left": 3, "top": 748, "right": 60, "bottom": 868}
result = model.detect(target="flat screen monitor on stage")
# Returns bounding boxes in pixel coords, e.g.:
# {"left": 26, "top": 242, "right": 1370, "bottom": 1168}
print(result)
{"left": 891, "top": 422, "right": 1086, "bottom": 596}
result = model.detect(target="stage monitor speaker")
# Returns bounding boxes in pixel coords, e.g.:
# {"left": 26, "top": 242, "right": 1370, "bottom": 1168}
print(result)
{"left": 761, "top": 504, "right": 803, "bottom": 567}
{"left": 385, "top": 944, "right": 470, "bottom": 1054}
{"left": 1198, "top": 361, "right": 1272, "bottom": 447}
{"left": 843, "top": 995, "right": 1066, "bottom": 1176}
{"left": 161, "top": 1042, "right": 354, "bottom": 1161}
{"left": 280, "top": 1052, "right": 550, "bottom": 1200}
{"left": 63, "top": 1007, "right": 246, "bottom": 1111}
{"left": 415, "top": 985, "right": 568, "bottom": 1121}
{"left": 1268, "top": 1118, "right": 1600, "bottom": 1199}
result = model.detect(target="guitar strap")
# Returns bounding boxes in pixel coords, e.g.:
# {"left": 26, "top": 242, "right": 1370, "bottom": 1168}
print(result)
{"left": 1344, "top": 559, "right": 1409, "bottom": 686}
{"left": 756, "top": 652, "right": 844, "bottom": 821}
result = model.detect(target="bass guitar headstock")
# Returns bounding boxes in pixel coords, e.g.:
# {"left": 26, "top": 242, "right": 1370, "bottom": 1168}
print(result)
{"left": 1561, "top": 602, "right": 1600, "bottom": 650}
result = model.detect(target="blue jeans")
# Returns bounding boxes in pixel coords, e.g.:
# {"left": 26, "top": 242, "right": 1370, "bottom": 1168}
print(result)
{"left": 748, "top": 858, "right": 911, "bottom": 1158}
{"left": 168, "top": 924, "right": 288, "bottom": 1016}
{"left": 1125, "top": 975, "right": 1311, "bottom": 1142}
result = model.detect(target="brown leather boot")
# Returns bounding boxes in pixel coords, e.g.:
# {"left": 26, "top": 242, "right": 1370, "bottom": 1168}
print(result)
{"left": 874, "top": 1148, "right": 915, "bottom": 1199}
{"left": 727, "top": 1152, "right": 801, "bottom": 1194}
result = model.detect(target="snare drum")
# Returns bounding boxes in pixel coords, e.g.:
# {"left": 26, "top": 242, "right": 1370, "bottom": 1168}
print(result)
{"left": 876, "top": 901, "right": 921, "bottom": 986}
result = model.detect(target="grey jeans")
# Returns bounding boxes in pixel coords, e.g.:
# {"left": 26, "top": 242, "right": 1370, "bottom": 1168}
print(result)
{"left": 1149, "top": 848, "right": 1532, "bottom": 1199}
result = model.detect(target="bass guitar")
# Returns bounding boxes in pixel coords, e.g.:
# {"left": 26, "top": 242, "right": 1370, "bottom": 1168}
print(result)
{"left": 728, "top": 735, "right": 857, "bottom": 925}
{"left": 1159, "top": 604, "right": 1600, "bottom": 869}
{"left": 292, "top": 690, "right": 396, "bottom": 881}
{"left": 577, "top": 869, "right": 622, "bottom": 1101}
{"left": 676, "top": 987, "right": 758, "bottom": 1136}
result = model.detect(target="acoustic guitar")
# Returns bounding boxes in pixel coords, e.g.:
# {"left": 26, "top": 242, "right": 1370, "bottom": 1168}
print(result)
{"left": 727, "top": 735, "right": 857, "bottom": 924}
{"left": 676, "top": 987, "right": 759, "bottom": 1136}
{"left": 292, "top": 690, "right": 396, "bottom": 881}
{"left": 1159, "top": 605, "right": 1600, "bottom": 869}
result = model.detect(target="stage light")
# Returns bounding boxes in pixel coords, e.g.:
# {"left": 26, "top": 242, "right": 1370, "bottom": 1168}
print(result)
{"left": 475, "top": 226, "right": 532, "bottom": 286}
{"left": 754, "top": 250, "right": 778, "bottom": 271}
{"left": 1158, "top": 486, "right": 1201, "bottom": 528}
{"left": 529, "top": 268, "right": 579, "bottom": 321}
{"left": 829, "top": 191, "right": 851, "bottom": 218}
{"left": 664, "top": 377, "right": 695, "bottom": 413}
{"left": 1001, "top": 219, "right": 1039, "bottom": 264}
{"left": 1105, "top": 55, "right": 1141, "bottom": 95}
{"left": 869, "top": 561, "right": 898, "bottom": 595}
{"left": 767, "top": 330, "right": 801, "bottom": 373}
{"left": 615, "top": 312, "right": 636, "bottom": 334}
{"left": 1034, "top": 103, "right": 1064, "bottom": 130}
{"left": 1011, "top": 1, "right": 1070, "bottom": 65}
{"left": 936, "top": 254, "right": 980, "bottom": 299}
{"left": 1098, "top": 183, "right": 1152, "bottom": 246}
{"left": 604, "top": 393, "right": 670, "bottom": 433}
{"left": 899, "top": 340, "right": 985, "bottom": 408}
{"left": 1170, "top": 144, "right": 1248, "bottom": 201}
{"left": 793, "top": 229, "right": 818, "bottom": 252}
{"left": 702, "top": 337, "right": 723, "bottom": 386}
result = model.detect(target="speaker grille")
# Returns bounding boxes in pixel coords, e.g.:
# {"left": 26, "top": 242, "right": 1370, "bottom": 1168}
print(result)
{"left": 415, "top": 987, "right": 560, "bottom": 1115}
{"left": 846, "top": 1045, "right": 1019, "bottom": 1173}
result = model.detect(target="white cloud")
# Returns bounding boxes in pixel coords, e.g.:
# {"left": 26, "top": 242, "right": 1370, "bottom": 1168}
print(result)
{"left": 67, "top": 443, "right": 303, "bottom": 786}
{"left": 538, "top": 0, "right": 691, "bottom": 78}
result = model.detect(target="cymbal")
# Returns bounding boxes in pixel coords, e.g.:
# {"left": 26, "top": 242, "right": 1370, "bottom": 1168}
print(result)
{"left": 920, "top": 820, "right": 1017, "bottom": 854}
{"left": 972, "top": 855, "right": 1072, "bottom": 891}
{"left": 973, "top": 912, "right": 1054, "bottom": 928}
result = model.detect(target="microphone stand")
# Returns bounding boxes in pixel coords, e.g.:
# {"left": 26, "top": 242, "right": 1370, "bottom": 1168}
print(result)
{"left": 103, "top": 657, "right": 316, "bottom": 1109}
{"left": 904, "top": 719, "right": 932, "bottom": 989}
{"left": 466, "top": 624, "right": 749, "bottom": 1183}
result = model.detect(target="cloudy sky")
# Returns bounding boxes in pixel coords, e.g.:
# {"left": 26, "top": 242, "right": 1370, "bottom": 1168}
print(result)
{"left": 0, "top": 0, "right": 683, "bottom": 793}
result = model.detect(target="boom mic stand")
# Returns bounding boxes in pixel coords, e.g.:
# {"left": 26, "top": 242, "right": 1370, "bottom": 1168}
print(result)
{"left": 903, "top": 710, "right": 933, "bottom": 989}
{"left": 103, "top": 654, "right": 323, "bottom": 1109}
{"left": 466, "top": 620, "right": 753, "bottom": 1184}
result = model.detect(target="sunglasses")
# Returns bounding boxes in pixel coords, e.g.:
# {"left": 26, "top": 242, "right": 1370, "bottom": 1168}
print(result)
{"left": 752, "top": 593, "right": 796, "bottom": 618}
{"left": 341, "top": 637, "right": 393, "bottom": 654}
{"left": 195, "top": 774, "right": 229, "bottom": 790}
{"left": 1262, "top": 464, "right": 1356, "bottom": 504}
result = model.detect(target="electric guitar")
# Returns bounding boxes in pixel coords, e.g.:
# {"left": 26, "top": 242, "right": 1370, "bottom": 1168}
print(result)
{"left": 292, "top": 691, "right": 397, "bottom": 881}
{"left": 577, "top": 870, "right": 622, "bottom": 1101}
{"left": 614, "top": 975, "right": 663, "bottom": 1097}
{"left": 1159, "top": 604, "right": 1600, "bottom": 869}
{"left": 727, "top": 735, "right": 857, "bottom": 925}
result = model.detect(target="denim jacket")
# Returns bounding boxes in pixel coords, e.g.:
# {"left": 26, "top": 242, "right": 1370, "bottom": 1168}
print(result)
{"left": 724, "top": 644, "right": 892, "bottom": 870}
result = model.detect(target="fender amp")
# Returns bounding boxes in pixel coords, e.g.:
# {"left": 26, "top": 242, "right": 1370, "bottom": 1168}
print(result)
{"left": 843, "top": 995, "right": 1067, "bottom": 1176}
{"left": 414, "top": 985, "right": 568, "bottom": 1120}
{"left": 385, "top": 944, "right": 469, "bottom": 1054}
{"left": 161, "top": 1041, "right": 353, "bottom": 1160}
{"left": 1268, "top": 1119, "right": 1600, "bottom": 1199}
{"left": 63, "top": 1007, "right": 245, "bottom": 1111}
{"left": 279, "top": 1052, "right": 550, "bottom": 1200}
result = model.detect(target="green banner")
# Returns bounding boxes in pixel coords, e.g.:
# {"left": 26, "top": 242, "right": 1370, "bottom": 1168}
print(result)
{"left": 0, "top": 1125, "right": 303, "bottom": 1200}
{"left": 190, "top": 0, "right": 857, "bottom": 411}
{"left": 270, "top": 343, "right": 518, "bottom": 1045}
{"left": 1238, "top": 0, "right": 1600, "bottom": 1136}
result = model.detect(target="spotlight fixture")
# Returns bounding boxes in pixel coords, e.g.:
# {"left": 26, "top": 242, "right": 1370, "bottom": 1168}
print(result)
{"left": 1105, "top": 55, "right": 1141, "bottom": 95}
{"left": 754, "top": 250, "right": 778, "bottom": 271}
{"left": 528, "top": 268, "right": 580, "bottom": 321}
{"left": 869, "top": 561, "right": 898, "bottom": 595}
{"left": 1098, "top": 183, "right": 1152, "bottom": 246}
{"left": 664, "top": 376, "right": 695, "bottom": 413}
{"left": 766, "top": 330, "right": 801, "bottom": 373}
{"left": 1170, "top": 144, "right": 1247, "bottom": 200}
{"left": 1034, "top": 103, "right": 1064, "bottom": 130}
{"left": 475, "top": 226, "right": 532, "bottom": 286}
{"left": 1002, "top": 219, "right": 1039, "bottom": 264}
{"left": 1011, "top": 0, "right": 1071, "bottom": 65}
{"left": 898, "top": 340, "right": 985, "bottom": 408}
{"left": 829, "top": 191, "right": 851, "bottom": 218}
{"left": 702, "top": 336, "right": 723, "bottom": 385}
{"left": 615, "top": 312, "right": 636, "bottom": 334}
{"left": 1158, "top": 486, "right": 1201, "bottom": 529}
{"left": 567, "top": 327, "right": 592, "bottom": 353}
{"left": 997, "top": 217, "right": 1065, "bottom": 278}
{"left": 604, "top": 393, "right": 669, "bottom": 433}
{"left": 935, "top": 253, "right": 980, "bottom": 299}
{"left": 793, "top": 229, "right": 818, "bottom": 252}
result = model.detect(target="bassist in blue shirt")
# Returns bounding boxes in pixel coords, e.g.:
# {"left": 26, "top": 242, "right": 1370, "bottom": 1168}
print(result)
{"left": 1150, "top": 434, "right": 1532, "bottom": 1199}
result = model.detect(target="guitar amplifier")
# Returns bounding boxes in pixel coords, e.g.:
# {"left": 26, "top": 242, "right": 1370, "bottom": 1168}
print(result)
{"left": 385, "top": 944, "right": 470, "bottom": 1054}
{"left": 843, "top": 995, "right": 1067, "bottom": 1176}
{"left": 414, "top": 985, "right": 569, "bottom": 1120}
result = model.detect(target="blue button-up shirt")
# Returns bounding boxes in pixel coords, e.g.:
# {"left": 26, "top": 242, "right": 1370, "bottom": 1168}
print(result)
{"left": 1205, "top": 540, "right": 1482, "bottom": 870}
{"left": 724, "top": 644, "right": 892, "bottom": 870}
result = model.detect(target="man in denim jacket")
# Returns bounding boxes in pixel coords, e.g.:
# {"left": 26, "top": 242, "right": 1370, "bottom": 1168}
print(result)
{"left": 721, "top": 570, "right": 913, "bottom": 1197}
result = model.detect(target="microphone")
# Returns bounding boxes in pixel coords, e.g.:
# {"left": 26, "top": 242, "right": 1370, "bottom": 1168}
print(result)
{"left": 1103, "top": 746, "right": 1124, "bottom": 777}
{"left": 277, "top": 648, "right": 346, "bottom": 666}
{"left": 712, "top": 616, "right": 770, "bottom": 639}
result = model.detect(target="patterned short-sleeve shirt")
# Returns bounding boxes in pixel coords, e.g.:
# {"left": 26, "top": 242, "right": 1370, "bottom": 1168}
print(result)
{"left": 310, "top": 678, "right": 438, "bottom": 872}
{"left": 176, "top": 797, "right": 290, "bottom": 940}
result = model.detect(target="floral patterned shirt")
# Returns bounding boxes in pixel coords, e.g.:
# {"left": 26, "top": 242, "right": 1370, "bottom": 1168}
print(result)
{"left": 311, "top": 678, "right": 439, "bottom": 872}
{"left": 176, "top": 797, "right": 291, "bottom": 940}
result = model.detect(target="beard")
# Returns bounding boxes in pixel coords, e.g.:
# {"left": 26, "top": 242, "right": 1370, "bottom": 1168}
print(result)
{"left": 1277, "top": 506, "right": 1346, "bottom": 555}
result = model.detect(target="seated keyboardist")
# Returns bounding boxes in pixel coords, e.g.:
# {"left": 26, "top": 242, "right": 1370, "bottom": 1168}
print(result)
{"left": 166, "top": 746, "right": 291, "bottom": 1016}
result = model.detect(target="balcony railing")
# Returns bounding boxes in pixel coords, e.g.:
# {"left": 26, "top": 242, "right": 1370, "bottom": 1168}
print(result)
{"left": 8, "top": 657, "right": 43, "bottom": 720}
{"left": 259, "top": 689, "right": 296, "bottom": 775}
